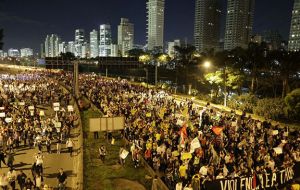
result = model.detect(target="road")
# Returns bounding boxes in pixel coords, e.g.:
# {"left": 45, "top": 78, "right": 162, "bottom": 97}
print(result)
{"left": 1, "top": 107, "right": 79, "bottom": 190}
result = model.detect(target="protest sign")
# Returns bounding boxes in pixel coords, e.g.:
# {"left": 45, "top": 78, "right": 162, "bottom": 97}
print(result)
{"left": 120, "top": 149, "right": 129, "bottom": 159}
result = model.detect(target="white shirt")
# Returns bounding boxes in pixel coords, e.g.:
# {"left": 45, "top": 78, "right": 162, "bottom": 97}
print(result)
{"left": 176, "top": 182, "right": 183, "bottom": 190}
{"left": 199, "top": 166, "right": 208, "bottom": 176}
{"left": 7, "top": 170, "right": 17, "bottom": 181}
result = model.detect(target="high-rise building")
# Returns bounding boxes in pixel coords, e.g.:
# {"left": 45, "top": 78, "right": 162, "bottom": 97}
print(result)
{"left": 289, "top": 0, "right": 300, "bottom": 51}
{"left": 224, "top": 0, "right": 255, "bottom": 50}
{"left": 194, "top": 0, "right": 221, "bottom": 52}
{"left": 82, "top": 42, "right": 89, "bottom": 58}
{"left": 8, "top": 48, "right": 20, "bottom": 57}
{"left": 20, "top": 48, "right": 34, "bottom": 57}
{"left": 44, "top": 34, "right": 60, "bottom": 57}
{"left": 67, "top": 41, "right": 75, "bottom": 54}
{"left": 40, "top": 43, "right": 45, "bottom": 58}
{"left": 110, "top": 44, "right": 119, "bottom": 57}
{"left": 58, "top": 42, "right": 67, "bottom": 54}
{"left": 0, "top": 50, "right": 4, "bottom": 57}
{"left": 99, "top": 24, "right": 112, "bottom": 57}
{"left": 90, "top": 29, "right": 99, "bottom": 58}
{"left": 118, "top": 18, "right": 134, "bottom": 56}
{"left": 75, "top": 29, "right": 85, "bottom": 57}
{"left": 147, "top": 0, "right": 165, "bottom": 51}
{"left": 167, "top": 39, "right": 181, "bottom": 58}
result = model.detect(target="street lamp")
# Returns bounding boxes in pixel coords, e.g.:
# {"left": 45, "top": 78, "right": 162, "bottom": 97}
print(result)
{"left": 156, "top": 54, "right": 168, "bottom": 86}
{"left": 203, "top": 61, "right": 211, "bottom": 69}
{"left": 139, "top": 54, "right": 151, "bottom": 85}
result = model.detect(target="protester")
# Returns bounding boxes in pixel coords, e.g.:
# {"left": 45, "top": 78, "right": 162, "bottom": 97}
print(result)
{"left": 99, "top": 145, "right": 106, "bottom": 163}
{"left": 68, "top": 74, "right": 299, "bottom": 189}
{"left": 66, "top": 138, "right": 74, "bottom": 157}
{"left": 0, "top": 150, "right": 6, "bottom": 168}
{"left": 7, "top": 168, "right": 17, "bottom": 190}
{"left": 24, "top": 178, "right": 34, "bottom": 190}
{"left": 17, "top": 170, "right": 27, "bottom": 190}
{"left": 57, "top": 168, "right": 67, "bottom": 190}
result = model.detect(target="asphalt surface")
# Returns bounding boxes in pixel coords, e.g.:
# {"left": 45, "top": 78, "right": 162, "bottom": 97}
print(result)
{"left": 0, "top": 107, "right": 78, "bottom": 190}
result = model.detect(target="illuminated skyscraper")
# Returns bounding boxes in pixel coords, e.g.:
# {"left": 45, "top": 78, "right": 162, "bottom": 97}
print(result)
{"left": 90, "top": 29, "right": 99, "bottom": 58}
{"left": 118, "top": 18, "right": 134, "bottom": 56}
{"left": 194, "top": 0, "right": 221, "bottom": 52}
{"left": 289, "top": 0, "right": 300, "bottom": 51}
{"left": 99, "top": 24, "right": 112, "bottom": 57}
{"left": 147, "top": 0, "right": 165, "bottom": 51}
{"left": 224, "top": 0, "right": 255, "bottom": 50}
{"left": 74, "top": 29, "right": 85, "bottom": 57}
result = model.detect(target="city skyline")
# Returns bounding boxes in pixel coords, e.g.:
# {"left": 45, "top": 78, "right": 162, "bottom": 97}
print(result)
{"left": 0, "top": 0, "right": 294, "bottom": 52}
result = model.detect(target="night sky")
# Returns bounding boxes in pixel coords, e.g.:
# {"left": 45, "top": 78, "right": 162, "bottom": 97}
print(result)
{"left": 0, "top": 0, "right": 294, "bottom": 52}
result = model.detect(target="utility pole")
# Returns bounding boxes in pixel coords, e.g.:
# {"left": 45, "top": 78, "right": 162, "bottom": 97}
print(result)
{"left": 224, "top": 65, "right": 227, "bottom": 107}
{"left": 73, "top": 60, "right": 79, "bottom": 99}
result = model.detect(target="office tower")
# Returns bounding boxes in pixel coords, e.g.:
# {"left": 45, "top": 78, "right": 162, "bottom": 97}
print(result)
{"left": 20, "top": 48, "right": 34, "bottom": 57}
{"left": 40, "top": 43, "right": 45, "bottom": 58}
{"left": 44, "top": 34, "right": 60, "bottom": 57}
{"left": 147, "top": 0, "right": 165, "bottom": 51}
{"left": 167, "top": 39, "right": 181, "bottom": 58}
{"left": 8, "top": 48, "right": 20, "bottom": 57}
{"left": 0, "top": 50, "right": 3, "bottom": 57}
{"left": 289, "top": 0, "right": 300, "bottom": 51}
{"left": 99, "top": 24, "right": 112, "bottom": 57}
{"left": 90, "top": 29, "right": 99, "bottom": 58}
{"left": 194, "top": 0, "right": 221, "bottom": 52}
{"left": 118, "top": 18, "right": 134, "bottom": 56}
{"left": 68, "top": 41, "right": 75, "bottom": 54}
{"left": 75, "top": 29, "right": 85, "bottom": 57}
{"left": 224, "top": 0, "right": 255, "bottom": 50}
{"left": 110, "top": 44, "right": 119, "bottom": 57}
{"left": 82, "top": 42, "right": 89, "bottom": 58}
{"left": 58, "top": 42, "right": 67, "bottom": 54}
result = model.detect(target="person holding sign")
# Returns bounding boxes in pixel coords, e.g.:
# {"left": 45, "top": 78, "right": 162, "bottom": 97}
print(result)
{"left": 66, "top": 138, "right": 74, "bottom": 157}
{"left": 119, "top": 147, "right": 128, "bottom": 166}
{"left": 99, "top": 145, "right": 107, "bottom": 163}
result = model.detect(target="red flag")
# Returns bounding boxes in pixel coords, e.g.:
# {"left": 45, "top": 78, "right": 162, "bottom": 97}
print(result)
{"left": 212, "top": 126, "right": 224, "bottom": 136}
{"left": 252, "top": 173, "right": 257, "bottom": 189}
{"left": 179, "top": 123, "right": 188, "bottom": 145}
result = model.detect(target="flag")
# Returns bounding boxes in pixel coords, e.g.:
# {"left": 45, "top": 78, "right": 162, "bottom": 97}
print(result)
{"left": 252, "top": 173, "right": 257, "bottom": 189}
{"left": 182, "top": 107, "right": 189, "bottom": 118}
{"left": 179, "top": 123, "right": 188, "bottom": 146}
{"left": 212, "top": 126, "right": 224, "bottom": 136}
{"left": 159, "top": 107, "right": 166, "bottom": 119}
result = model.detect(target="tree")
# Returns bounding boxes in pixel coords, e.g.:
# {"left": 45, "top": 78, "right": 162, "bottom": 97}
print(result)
{"left": 204, "top": 67, "right": 245, "bottom": 99}
{"left": 244, "top": 42, "right": 268, "bottom": 93}
{"left": 173, "top": 45, "right": 200, "bottom": 87}
{"left": 127, "top": 48, "right": 146, "bottom": 57}
{"left": 284, "top": 88, "right": 300, "bottom": 120}
{"left": 268, "top": 49, "right": 300, "bottom": 97}
{"left": 60, "top": 52, "right": 75, "bottom": 60}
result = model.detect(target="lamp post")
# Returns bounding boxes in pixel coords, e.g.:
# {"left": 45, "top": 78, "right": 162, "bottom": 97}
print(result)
{"left": 224, "top": 65, "right": 227, "bottom": 107}
{"left": 139, "top": 54, "right": 151, "bottom": 85}
{"left": 144, "top": 68, "right": 148, "bottom": 88}
{"left": 157, "top": 54, "right": 168, "bottom": 86}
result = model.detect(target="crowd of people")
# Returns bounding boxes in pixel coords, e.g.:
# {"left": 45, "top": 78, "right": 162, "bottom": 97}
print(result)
{"left": 0, "top": 72, "right": 75, "bottom": 190}
{"left": 57, "top": 73, "right": 300, "bottom": 190}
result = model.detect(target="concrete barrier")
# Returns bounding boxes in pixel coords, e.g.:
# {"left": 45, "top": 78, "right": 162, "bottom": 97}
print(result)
{"left": 58, "top": 83, "right": 83, "bottom": 190}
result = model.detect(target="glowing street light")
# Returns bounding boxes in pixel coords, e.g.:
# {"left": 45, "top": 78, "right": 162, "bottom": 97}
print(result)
{"left": 203, "top": 61, "right": 211, "bottom": 69}
{"left": 139, "top": 54, "right": 151, "bottom": 63}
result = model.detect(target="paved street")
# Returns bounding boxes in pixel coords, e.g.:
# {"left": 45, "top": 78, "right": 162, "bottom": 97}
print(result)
{"left": 0, "top": 105, "right": 79, "bottom": 190}
{"left": 1, "top": 143, "right": 76, "bottom": 189}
